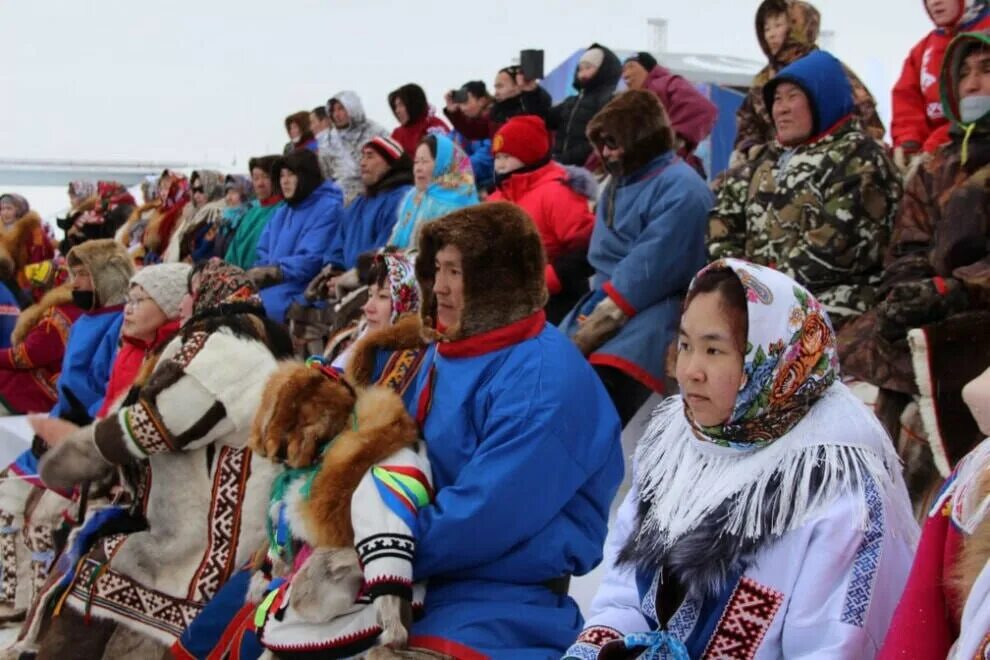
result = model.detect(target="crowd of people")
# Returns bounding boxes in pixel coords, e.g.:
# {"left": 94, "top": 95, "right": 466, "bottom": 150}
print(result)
{"left": 0, "top": 0, "right": 987, "bottom": 657}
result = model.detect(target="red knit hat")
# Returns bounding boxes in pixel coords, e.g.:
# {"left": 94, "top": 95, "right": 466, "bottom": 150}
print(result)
{"left": 492, "top": 115, "right": 550, "bottom": 166}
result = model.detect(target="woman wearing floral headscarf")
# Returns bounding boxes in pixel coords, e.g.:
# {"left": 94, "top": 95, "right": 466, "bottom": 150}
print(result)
{"left": 26, "top": 259, "right": 292, "bottom": 658}
{"left": 135, "top": 169, "right": 191, "bottom": 264}
{"left": 566, "top": 259, "right": 918, "bottom": 659}
{"left": 388, "top": 134, "right": 478, "bottom": 251}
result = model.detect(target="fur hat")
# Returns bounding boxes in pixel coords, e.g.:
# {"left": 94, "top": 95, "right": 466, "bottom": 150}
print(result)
{"left": 66, "top": 239, "right": 135, "bottom": 307}
{"left": 130, "top": 263, "right": 192, "bottom": 319}
{"left": 586, "top": 90, "right": 674, "bottom": 175}
{"left": 0, "top": 212, "right": 53, "bottom": 280}
{"left": 415, "top": 202, "right": 547, "bottom": 340}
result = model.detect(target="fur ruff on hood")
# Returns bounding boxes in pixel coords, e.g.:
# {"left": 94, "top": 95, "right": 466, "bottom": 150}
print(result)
{"left": 250, "top": 362, "right": 418, "bottom": 548}
{"left": 65, "top": 238, "right": 134, "bottom": 308}
{"left": 345, "top": 314, "right": 426, "bottom": 387}
{"left": 586, "top": 90, "right": 675, "bottom": 176}
{"left": 11, "top": 284, "right": 74, "bottom": 346}
{"left": 0, "top": 212, "right": 50, "bottom": 279}
{"left": 415, "top": 201, "right": 547, "bottom": 341}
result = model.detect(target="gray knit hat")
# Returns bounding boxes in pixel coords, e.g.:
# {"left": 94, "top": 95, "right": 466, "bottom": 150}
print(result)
{"left": 129, "top": 263, "right": 192, "bottom": 319}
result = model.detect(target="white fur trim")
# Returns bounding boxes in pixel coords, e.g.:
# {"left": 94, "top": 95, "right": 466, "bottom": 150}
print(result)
{"left": 908, "top": 328, "right": 951, "bottom": 477}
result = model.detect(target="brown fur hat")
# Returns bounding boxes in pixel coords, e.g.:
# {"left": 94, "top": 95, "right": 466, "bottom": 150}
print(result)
{"left": 66, "top": 239, "right": 134, "bottom": 307}
{"left": 415, "top": 202, "right": 547, "bottom": 341}
{"left": 586, "top": 90, "right": 675, "bottom": 176}
{"left": 0, "top": 212, "right": 51, "bottom": 280}
{"left": 11, "top": 284, "right": 74, "bottom": 346}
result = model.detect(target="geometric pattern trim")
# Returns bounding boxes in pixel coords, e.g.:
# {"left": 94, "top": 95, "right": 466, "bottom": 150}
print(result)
{"left": 841, "top": 476, "right": 884, "bottom": 627}
{"left": 702, "top": 577, "right": 783, "bottom": 660}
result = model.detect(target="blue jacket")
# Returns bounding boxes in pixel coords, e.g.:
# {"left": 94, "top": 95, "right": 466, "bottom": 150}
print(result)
{"left": 451, "top": 130, "right": 494, "bottom": 190}
{"left": 0, "top": 283, "right": 21, "bottom": 351}
{"left": 255, "top": 180, "right": 343, "bottom": 322}
{"left": 409, "top": 320, "right": 623, "bottom": 657}
{"left": 560, "top": 151, "right": 713, "bottom": 391}
{"left": 49, "top": 306, "right": 124, "bottom": 421}
{"left": 325, "top": 184, "right": 411, "bottom": 271}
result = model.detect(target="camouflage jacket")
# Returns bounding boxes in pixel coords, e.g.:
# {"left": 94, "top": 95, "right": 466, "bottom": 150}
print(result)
{"left": 839, "top": 130, "right": 990, "bottom": 392}
{"left": 709, "top": 117, "right": 902, "bottom": 325}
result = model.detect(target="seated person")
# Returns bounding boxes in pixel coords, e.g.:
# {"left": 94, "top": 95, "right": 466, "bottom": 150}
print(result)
{"left": 559, "top": 90, "right": 713, "bottom": 426}
{"left": 488, "top": 115, "right": 597, "bottom": 323}
{"left": 223, "top": 155, "right": 284, "bottom": 270}
{"left": 248, "top": 149, "right": 344, "bottom": 323}
{"left": 565, "top": 260, "right": 917, "bottom": 659}
{"left": 710, "top": 49, "right": 901, "bottom": 331}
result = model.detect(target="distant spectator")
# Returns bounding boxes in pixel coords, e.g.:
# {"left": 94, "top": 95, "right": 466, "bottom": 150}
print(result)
{"left": 283, "top": 110, "right": 318, "bottom": 155}
{"left": 388, "top": 83, "right": 449, "bottom": 156}
{"left": 224, "top": 155, "right": 284, "bottom": 270}
{"left": 320, "top": 90, "right": 390, "bottom": 204}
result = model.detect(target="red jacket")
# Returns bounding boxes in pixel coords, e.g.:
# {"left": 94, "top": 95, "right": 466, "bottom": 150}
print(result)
{"left": 96, "top": 318, "right": 181, "bottom": 418}
{"left": 0, "top": 291, "right": 82, "bottom": 414}
{"left": 488, "top": 161, "right": 594, "bottom": 294}
{"left": 642, "top": 65, "right": 718, "bottom": 149}
{"left": 391, "top": 114, "right": 450, "bottom": 157}
{"left": 892, "top": 5, "right": 990, "bottom": 152}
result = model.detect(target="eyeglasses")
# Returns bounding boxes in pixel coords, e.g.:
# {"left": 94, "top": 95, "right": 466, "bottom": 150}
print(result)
{"left": 125, "top": 296, "right": 152, "bottom": 309}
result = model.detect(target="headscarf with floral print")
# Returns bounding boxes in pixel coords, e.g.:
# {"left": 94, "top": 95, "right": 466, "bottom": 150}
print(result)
{"left": 684, "top": 258, "right": 839, "bottom": 449}
{"left": 192, "top": 258, "right": 263, "bottom": 315}
{"left": 375, "top": 249, "right": 420, "bottom": 323}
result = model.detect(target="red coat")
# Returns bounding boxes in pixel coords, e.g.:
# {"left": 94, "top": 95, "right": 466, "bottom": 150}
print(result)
{"left": 642, "top": 65, "right": 718, "bottom": 149}
{"left": 391, "top": 114, "right": 450, "bottom": 157}
{"left": 96, "top": 318, "right": 181, "bottom": 418}
{"left": 488, "top": 161, "right": 594, "bottom": 294}
{"left": 0, "top": 293, "right": 82, "bottom": 414}
{"left": 892, "top": 7, "right": 990, "bottom": 152}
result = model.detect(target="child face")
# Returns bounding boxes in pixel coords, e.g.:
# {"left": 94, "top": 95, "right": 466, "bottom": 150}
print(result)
{"left": 763, "top": 12, "right": 790, "bottom": 57}
{"left": 675, "top": 290, "right": 746, "bottom": 427}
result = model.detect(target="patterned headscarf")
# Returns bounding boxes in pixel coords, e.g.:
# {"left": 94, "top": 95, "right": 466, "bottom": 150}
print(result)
{"left": 191, "top": 170, "right": 226, "bottom": 206}
{"left": 159, "top": 170, "right": 191, "bottom": 211}
{"left": 373, "top": 249, "right": 420, "bottom": 323}
{"left": 68, "top": 180, "right": 97, "bottom": 201}
{"left": 192, "top": 258, "right": 263, "bottom": 315}
{"left": 685, "top": 258, "right": 839, "bottom": 448}
{"left": 389, "top": 134, "right": 478, "bottom": 249}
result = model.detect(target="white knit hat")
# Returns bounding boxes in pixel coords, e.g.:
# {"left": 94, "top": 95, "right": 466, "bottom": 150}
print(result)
{"left": 129, "top": 263, "right": 192, "bottom": 319}
{"left": 579, "top": 47, "right": 605, "bottom": 70}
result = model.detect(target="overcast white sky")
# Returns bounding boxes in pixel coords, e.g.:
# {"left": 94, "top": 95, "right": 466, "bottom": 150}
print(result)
{"left": 2, "top": 0, "right": 930, "bottom": 214}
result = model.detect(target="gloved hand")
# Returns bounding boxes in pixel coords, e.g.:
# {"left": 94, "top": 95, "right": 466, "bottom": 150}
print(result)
{"left": 877, "top": 277, "right": 969, "bottom": 341}
{"left": 304, "top": 264, "right": 340, "bottom": 301}
{"left": 572, "top": 295, "right": 627, "bottom": 356}
{"left": 893, "top": 141, "right": 921, "bottom": 174}
{"left": 246, "top": 266, "right": 283, "bottom": 289}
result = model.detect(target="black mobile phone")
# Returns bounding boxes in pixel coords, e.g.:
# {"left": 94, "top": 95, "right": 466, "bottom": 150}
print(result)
{"left": 520, "top": 49, "right": 544, "bottom": 81}
{"left": 452, "top": 88, "right": 469, "bottom": 104}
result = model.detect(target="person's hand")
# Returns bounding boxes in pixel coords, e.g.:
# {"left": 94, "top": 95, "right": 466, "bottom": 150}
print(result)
{"left": 572, "top": 296, "right": 627, "bottom": 355}
{"left": 246, "top": 266, "right": 283, "bottom": 289}
{"left": 29, "top": 415, "right": 80, "bottom": 449}
{"left": 444, "top": 90, "right": 458, "bottom": 113}
{"left": 893, "top": 141, "right": 921, "bottom": 174}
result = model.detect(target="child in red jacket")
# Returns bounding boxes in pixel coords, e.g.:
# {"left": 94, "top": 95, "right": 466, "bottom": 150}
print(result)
{"left": 488, "top": 115, "right": 597, "bottom": 323}
{"left": 892, "top": 0, "right": 990, "bottom": 168}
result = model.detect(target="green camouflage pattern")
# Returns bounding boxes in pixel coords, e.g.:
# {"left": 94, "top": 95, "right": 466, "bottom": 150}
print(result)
{"left": 709, "top": 117, "right": 902, "bottom": 326}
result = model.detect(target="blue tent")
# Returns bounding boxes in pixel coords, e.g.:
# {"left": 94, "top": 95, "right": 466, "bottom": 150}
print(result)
{"left": 540, "top": 49, "right": 756, "bottom": 181}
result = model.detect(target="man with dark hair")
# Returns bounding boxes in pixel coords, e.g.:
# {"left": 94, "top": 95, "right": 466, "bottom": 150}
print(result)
{"left": 443, "top": 80, "right": 496, "bottom": 139}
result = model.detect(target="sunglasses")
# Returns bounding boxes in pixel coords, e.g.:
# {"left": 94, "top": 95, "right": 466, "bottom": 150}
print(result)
{"left": 191, "top": 186, "right": 205, "bottom": 194}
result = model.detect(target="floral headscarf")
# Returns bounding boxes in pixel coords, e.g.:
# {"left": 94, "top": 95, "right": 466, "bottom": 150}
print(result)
{"left": 192, "top": 258, "right": 263, "bottom": 315}
{"left": 374, "top": 249, "right": 420, "bottom": 323}
{"left": 159, "top": 170, "right": 191, "bottom": 211}
{"left": 0, "top": 194, "right": 30, "bottom": 220}
{"left": 685, "top": 258, "right": 839, "bottom": 448}
{"left": 389, "top": 134, "right": 478, "bottom": 249}
{"left": 68, "top": 180, "right": 97, "bottom": 202}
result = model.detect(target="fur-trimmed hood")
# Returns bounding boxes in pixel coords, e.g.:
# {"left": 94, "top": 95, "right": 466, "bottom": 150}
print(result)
{"left": 11, "top": 284, "right": 75, "bottom": 346}
{"left": 415, "top": 201, "right": 547, "bottom": 340}
{"left": 586, "top": 90, "right": 675, "bottom": 176}
{"left": 755, "top": 0, "right": 820, "bottom": 67}
{"left": 0, "top": 212, "right": 51, "bottom": 279}
{"left": 345, "top": 314, "right": 426, "bottom": 387}
{"left": 65, "top": 238, "right": 134, "bottom": 307}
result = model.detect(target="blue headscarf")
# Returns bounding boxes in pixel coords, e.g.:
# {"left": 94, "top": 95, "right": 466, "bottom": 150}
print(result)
{"left": 389, "top": 134, "right": 478, "bottom": 250}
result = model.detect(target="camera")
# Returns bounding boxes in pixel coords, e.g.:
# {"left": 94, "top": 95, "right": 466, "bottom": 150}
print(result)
{"left": 451, "top": 88, "right": 469, "bottom": 104}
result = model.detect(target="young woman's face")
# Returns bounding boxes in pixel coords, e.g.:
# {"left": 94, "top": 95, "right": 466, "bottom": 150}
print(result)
{"left": 392, "top": 97, "right": 409, "bottom": 125}
{"left": 493, "top": 71, "right": 519, "bottom": 102}
{"left": 927, "top": 0, "right": 961, "bottom": 26}
{"left": 280, "top": 169, "right": 298, "bottom": 199}
{"left": 413, "top": 143, "right": 435, "bottom": 191}
{"left": 0, "top": 200, "right": 17, "bottom": 226}
{"left": 763, "top": 13, "right": 790, "bottom": 57}
{"left": 362, "top": 283, "right": 393, "bottom": 333}
{"left": 675, "top": 290, "right": 746, "bottom": 427}
{"left": 123, "top": 284, "right": 169, "bottom": 343}
{"left": 225, "top": 189, "right": 243, "bottom": 208}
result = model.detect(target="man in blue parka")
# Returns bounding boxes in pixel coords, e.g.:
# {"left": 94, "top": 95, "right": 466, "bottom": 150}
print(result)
{"left": 560, "top": 89, "right": 715, "bottom": 426}
{"left": 404, "top": 202, "right": 623, "bottom": 658}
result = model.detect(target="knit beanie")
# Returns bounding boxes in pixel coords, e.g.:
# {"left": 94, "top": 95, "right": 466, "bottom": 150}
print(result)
{"left": 492, "top": 116, "right": 551, "bottom": 166}
{"left": 580, "top": 47, "right": 605, "bottom": 70}
{"left": 625, "top": 51, "right": 658, "bottom": 71}
{"left": 364, "top": 136, "right": 406, "bottom": 166}
{"left": 130, "top": 263, "right": 192, "bottom": 319}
